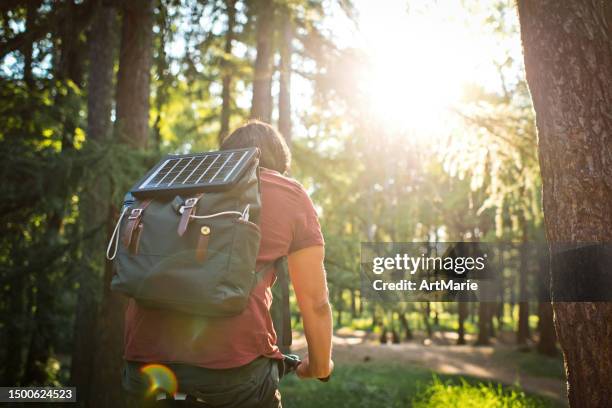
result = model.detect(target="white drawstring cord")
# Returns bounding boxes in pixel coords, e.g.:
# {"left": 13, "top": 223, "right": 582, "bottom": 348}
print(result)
{"left": 181, "top": 204, "right": 250, "bottom": 221}
{"left": 106, "top": 205, "right": 129, "bottom": 261}
{"left": 188, "top": 210, "right": 243, "bottom": 219}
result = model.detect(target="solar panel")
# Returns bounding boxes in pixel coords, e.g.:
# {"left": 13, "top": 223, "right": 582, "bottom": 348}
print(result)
{"left": 131, "top": 147, "right": 258, "bottom": 197}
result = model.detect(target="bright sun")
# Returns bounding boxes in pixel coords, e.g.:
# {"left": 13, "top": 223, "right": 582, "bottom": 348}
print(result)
{"left": 356, "top": 0, "right": 500, "bottom": 135}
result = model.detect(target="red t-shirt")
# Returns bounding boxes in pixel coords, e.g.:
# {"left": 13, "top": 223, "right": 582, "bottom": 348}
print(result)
{"left": 123, "top": 168, "right": 324, "bottom": 369}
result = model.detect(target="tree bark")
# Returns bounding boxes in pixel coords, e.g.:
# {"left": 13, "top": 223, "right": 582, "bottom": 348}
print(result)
{"left": 70, "top": 1, "right": 117, "bottom": 402}
{"left": 278, "top": 7, "right": 292, "bottom": 143}
{"left": 517, "top": 1, "right": 612, "bottom": 406}
{"left": 88, "top": 2, "right": 153, "bottom": 407}
{"left": 114, "top": 0, "right": 154, "bottom": 149}
{"left": 219, "top": 0, "right": 236, "bottom": 143}
{"left": 250, "top": 0, "right": 274, "bottom": 123}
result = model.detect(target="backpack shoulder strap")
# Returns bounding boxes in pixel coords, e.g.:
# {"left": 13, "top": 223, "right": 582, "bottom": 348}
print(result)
{"left": 275, "top": 256, "right": 292, "bottom": 348}
{"left": 261, "top": 257, "right": 293, "bottom": 349}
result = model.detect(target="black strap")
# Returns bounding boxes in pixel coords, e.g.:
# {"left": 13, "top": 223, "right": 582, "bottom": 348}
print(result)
{"left": 275, "top": 257, "right": 292, "bottom": 348}
{"left": 265, "top": 257, "right": 292, "bottom": 349}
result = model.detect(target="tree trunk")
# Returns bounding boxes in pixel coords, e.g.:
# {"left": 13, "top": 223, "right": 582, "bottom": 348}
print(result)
{"left": 219, "top": 0, "right": 236, "bottom": 143}
{"left": 4, "top": 277, "right": 26, "bottom": 385}
{"left": 22, "top": 0, "right": 41, "bottom": 88}
{"left": 423, "top": 302, "right": 432, "bottom": 339}
{"left": 517, "top": 1, "right": 612, "bottom": 405}
{"left": 70, "top": 1, "right": 117, "bottom": 401}
{"left": 89, "top": 2, "right": 153, "bottom": 407}
{"left": 278, "top": 7, "right": 292, "bottom": 143}
{"left": 457, "top": 302, "right": 467, "bottom": 345}
{"left": 398, "top": 313, "right": 413, "bottom": 341}
{"left": 250, "top": 0, "right": 274, "bottom": 122}
{"left": 350, "top": 290, "right": 357, "bottom": 319}
{"left": 475, "top": 302, "right": 491, "bottom": 346}
{"left": 497, "top": 246, "right": 505, "bottom": 332}
{"left": 517, "top": 237, "right": 530, "bottom": 346}
{"left": 114, "top": 0, "right": 154, "bottom": 149}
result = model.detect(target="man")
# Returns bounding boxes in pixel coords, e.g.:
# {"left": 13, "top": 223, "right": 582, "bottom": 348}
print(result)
{"left": 122, "top": 120, "right": 333, "bottom": 407}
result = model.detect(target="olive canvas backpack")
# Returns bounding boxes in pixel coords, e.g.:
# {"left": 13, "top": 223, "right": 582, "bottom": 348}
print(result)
{"left": 106, "top": 147, "right": 292, "bottom": 346}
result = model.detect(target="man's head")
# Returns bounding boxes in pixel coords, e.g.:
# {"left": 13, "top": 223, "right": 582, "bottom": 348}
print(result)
{"left": 221, "top": 120, "right": 291, "bottom": 174}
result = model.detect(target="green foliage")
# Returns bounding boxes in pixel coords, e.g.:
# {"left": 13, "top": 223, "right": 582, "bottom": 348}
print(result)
{"left": 412, "top": 376, "right": 551, "bottom": 408}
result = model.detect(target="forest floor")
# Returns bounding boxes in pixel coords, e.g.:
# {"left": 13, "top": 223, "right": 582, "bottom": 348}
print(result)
{"left": 291, "top": 328, "right": 567, "bottom": 405}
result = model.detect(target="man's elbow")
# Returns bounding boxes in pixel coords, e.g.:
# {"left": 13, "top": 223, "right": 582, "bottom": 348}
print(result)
{"left": 304, "top": 299, "right": 331, "bottom": 317}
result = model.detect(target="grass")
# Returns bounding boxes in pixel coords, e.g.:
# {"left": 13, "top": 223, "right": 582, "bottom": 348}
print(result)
{"left": 279, "top": 363, "right": 559, "bottom": 408}
{"left": 492, "top": 349, "right": 565, "bottom": 380}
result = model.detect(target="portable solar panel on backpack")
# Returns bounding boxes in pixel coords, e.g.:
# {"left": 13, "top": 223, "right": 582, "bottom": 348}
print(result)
{"left": 106, "top": 147, "right": 274, "bottom": 317}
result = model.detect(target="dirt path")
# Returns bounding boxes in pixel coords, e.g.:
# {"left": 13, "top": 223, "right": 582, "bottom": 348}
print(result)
{"left": 291, "top": 330, "right": 567, "bottom": 405}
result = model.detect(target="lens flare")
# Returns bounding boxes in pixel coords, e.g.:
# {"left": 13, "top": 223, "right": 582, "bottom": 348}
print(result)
{"left": 140, "top": 364, "right": 178, "bottom": 396}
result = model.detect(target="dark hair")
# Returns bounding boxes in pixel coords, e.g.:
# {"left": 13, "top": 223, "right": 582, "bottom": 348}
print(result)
{"left": 221, "top": 120, "right": 291, "bottom": 174}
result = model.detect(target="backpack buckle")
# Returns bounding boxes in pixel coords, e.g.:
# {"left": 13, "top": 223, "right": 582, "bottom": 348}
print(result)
{"left": 128, "top": 208, "right": 143, "bottom": 219}
{"left": 179, "top": 197, "right": 199, "bottom": 214}
{"left": 184, "top": 197, "right": 199, "bottom": 207}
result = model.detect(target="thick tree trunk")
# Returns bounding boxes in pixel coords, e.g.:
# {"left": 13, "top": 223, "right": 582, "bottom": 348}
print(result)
{"left": 517, "top": 1, "right": 612, "bottom": 406}
{"left": 70, "top": 1, "right": 118, "bottom": 402}
{"left": 88, "top": 2, "right": 153, "bottom": 407}
{"left": 250, "top": 0, "right": 274, "bottom": 122}
{"left": 278, "top": 8, "right": 292, "bottom": 143}
{"left": 219, "top": 0, "right": 236, "bottom": 143}
{"left": 114, "top": 0, "right": 154, "bottom": 149}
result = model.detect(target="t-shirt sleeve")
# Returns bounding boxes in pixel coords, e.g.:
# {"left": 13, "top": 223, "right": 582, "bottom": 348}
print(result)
{"left": 289, "top": 185, "right": 325, "bottom": 253}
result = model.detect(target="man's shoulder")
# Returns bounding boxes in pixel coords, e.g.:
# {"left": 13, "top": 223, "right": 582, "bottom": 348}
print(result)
{"left": 260, "top": 168, "right": 307, "bottom": 196}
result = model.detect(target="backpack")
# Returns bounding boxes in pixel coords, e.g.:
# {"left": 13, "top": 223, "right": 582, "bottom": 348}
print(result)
{"left": 105, "top": 147, "right": 292, "bottom": 346}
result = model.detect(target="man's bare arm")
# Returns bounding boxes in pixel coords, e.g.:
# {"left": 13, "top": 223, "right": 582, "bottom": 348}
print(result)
{"left": 288, "top": 245, "right": 333, "bottom": 379}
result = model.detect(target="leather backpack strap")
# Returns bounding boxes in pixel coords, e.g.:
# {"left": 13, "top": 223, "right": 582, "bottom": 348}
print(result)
{"left": 122, "top": 199, "right": 152, "bottom": 252}
{"left": 177, "top": 194, "right": 203, "bottom": 236}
